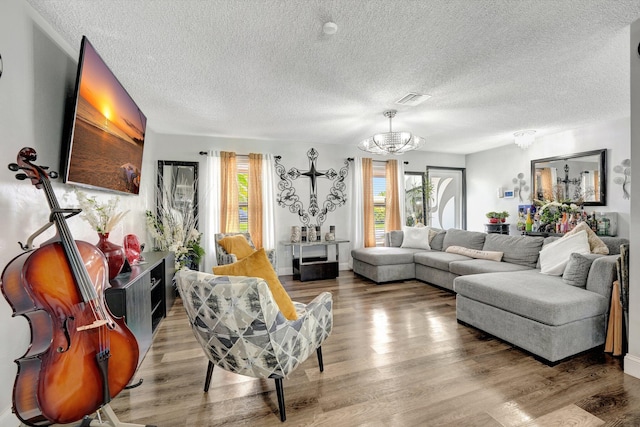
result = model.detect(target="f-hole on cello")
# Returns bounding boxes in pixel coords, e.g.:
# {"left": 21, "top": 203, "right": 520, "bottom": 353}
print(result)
{"left": 2, "top": 148, "right": 153, "bottom": 427}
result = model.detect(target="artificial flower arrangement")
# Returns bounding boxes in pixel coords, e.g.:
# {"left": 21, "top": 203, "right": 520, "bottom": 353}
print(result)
{"left": 73, "top": 189, "right": 129, "bottom": 234}
{"left": 535, "top": 200, "right": 581, "bottom": 224}
{"left": 145, "top": 175, "right": 204, "bottom": 270}
{"left": 145, "top": 210, "right": 204, "bottom": 270}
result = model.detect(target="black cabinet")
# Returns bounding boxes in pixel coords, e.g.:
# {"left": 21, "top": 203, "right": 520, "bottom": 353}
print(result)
{"left": 283, "top": 240, "right": 349, "bottom": 282}
{"left": 105, "top": 252, "right": 175, "bottom": 366}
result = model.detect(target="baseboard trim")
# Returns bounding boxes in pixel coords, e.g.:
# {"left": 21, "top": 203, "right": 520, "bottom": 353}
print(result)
{"left": 624, "top": 353, "right": 640, "bottom": 379}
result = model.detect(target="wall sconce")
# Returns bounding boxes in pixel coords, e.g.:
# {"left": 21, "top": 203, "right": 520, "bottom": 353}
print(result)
{"left": 0, "top": 53, "right": 3, "bottom": 79}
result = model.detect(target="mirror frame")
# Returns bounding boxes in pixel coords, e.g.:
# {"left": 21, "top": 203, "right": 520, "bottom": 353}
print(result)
{"left": 157, "top": 160, "right": 199, "bottom": 228}
{"left": 531, "top": 149, "right": 606, "bottom": 206}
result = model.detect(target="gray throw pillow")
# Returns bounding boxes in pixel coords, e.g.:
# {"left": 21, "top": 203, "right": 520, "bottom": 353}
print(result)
{"left": 562, "top": 253, "right": 596, "bottom": 287}
{"left": 430, "top": 229, "right": 446, "bottom": 251}
{"left": 387, "top": 230, "right": 404, "bottom": 247}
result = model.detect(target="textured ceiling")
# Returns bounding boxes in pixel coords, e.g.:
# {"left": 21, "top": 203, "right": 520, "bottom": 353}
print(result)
{"left": 26, "top": 0, "right": 640, "bottom": 154}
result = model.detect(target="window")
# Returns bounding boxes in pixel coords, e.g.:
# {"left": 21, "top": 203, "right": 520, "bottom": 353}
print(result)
{"left": 404, "top": 172, "right": 427, "bottom": 227}
{"left": 237, "top": 156, "right": 249, "bottom": 232}
{"left": 373, "top": 161, "right": 386, "bottom": 246}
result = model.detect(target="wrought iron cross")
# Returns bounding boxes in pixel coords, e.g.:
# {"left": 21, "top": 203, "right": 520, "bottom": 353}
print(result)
{"left": 275, "top": 148, "right": 349, "bottom": 226}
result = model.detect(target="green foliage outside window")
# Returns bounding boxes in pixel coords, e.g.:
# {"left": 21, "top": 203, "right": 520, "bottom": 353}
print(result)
{"left": 238, "top": 172, "right": 248, "bottom": 232}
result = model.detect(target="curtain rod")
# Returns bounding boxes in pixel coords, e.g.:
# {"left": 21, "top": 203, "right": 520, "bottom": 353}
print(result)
{"left": 274, "top": 155, "right": 354, "bottom": 162}
{"left": 202, "top": 151, "right": 356, "bottom": 162}
{"left": 199, "top": 151, "right": 253, "bottom": 157}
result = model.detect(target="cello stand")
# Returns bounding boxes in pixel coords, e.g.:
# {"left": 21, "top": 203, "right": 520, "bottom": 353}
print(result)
{"left": 21, "top": 404, "right": 156, "bottom": 427}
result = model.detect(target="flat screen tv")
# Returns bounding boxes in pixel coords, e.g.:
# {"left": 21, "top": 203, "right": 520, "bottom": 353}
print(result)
{"left": 63, "top": 36, "right": 146, "bottom": 195}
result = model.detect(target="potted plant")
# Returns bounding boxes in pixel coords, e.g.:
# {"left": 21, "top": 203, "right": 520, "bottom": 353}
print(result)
{"left": 486, "top": 211, "right": 499, "bottom": 224}
{"left": 498, "top": 211, "right": 510, "bottom": 223}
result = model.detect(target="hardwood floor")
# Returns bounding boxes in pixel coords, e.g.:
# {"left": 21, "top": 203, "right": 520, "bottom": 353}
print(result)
{"left": 109, "top": 272, "right": 640, "bottom": 426}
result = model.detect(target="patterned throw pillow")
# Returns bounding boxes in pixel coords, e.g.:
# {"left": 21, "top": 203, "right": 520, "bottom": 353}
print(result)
{"left": 213, "top": 248, "right": 297, "bottom": 320}
{"left": 445, "top": 245, "right": 503, "bottom": 262}
{"left": 218, "top": 234, "right": 255, "bottom": 260}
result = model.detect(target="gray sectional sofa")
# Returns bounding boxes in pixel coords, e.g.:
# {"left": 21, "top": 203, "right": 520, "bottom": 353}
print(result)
{"left": 350, "top": 228, "right": 627, "bottom": 363}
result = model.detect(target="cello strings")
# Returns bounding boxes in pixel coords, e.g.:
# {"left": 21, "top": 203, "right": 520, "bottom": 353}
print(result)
{"left": 42, "top": 177, "right": 104, "bottom": 334}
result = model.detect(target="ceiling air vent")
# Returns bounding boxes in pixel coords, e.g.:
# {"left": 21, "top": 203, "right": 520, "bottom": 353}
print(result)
{"left": 395, "top": 92, "right": 431, "bottom": 106}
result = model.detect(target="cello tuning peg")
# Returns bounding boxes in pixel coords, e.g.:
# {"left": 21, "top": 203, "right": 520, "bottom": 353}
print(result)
{"left": 49, "top": 171, "right": 59, "bottom": 179}
{"left": 8, "top": 163, "right": 19, "bottom": 171}
{"left": 15, "top": 173, "right": 28, "bottom": 180}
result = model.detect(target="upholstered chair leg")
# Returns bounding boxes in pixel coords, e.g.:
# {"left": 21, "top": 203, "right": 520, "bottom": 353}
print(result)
{"left": 274, "top": 378, "right": 286, "bottom": 422}
{"left": 204, "top": 361, "right": 214, "bottom": 392}
{"left": 316, "top": 346, "right": 324, "bottom": 372}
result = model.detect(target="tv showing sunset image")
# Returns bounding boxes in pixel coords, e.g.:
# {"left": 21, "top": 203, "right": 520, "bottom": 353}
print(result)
{"left": 64, "top": 36, "right": 146, "bottom": 195}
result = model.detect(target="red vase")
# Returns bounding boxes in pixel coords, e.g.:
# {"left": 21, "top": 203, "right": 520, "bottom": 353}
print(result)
{"left": 96, "top": 233, "right": 126, "bottom": 280}
{"left": 123, "top": 234, "right": 141, "bottom": 266}
{"left": 489, "top": 218, "right": 499, "bottom": 224}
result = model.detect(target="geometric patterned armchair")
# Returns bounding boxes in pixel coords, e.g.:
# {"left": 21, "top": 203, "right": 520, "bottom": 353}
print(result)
{"left": 174, "top": 269, "right": 333, "bottom": 422}
{"left": 214, "top": 232, "right": 277, "bottom": 270}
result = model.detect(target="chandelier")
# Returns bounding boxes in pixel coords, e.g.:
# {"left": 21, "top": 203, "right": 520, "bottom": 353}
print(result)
{"left": 358, "top": 110, "right": 424, "bottom": 155}
{"left": 514, "top": 130, "right": 536, "bottom": 149}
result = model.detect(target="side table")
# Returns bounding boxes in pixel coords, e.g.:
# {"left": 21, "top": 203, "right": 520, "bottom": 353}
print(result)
{"left": 281, "top": 239, "right": 349, "bottom": 281}
{"left": 484, "top": 223, "right": 510, "bottom": 235}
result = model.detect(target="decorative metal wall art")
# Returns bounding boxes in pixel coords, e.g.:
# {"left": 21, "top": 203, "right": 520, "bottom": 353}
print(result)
{"left": 512, "top": 172, "right": 530, "bottom": 202}
{"left": 613, "top": 159, "right": 631, "bottom": 199}
{"left": 275, "top": 148, "right": 350, "bottom": 226}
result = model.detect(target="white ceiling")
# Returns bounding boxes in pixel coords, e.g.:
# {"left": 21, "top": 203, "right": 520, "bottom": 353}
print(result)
{"left": 27, "top": 0, "right": 640, "bottom": 154}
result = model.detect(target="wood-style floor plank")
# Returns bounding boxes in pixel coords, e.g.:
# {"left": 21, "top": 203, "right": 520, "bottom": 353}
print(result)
{"left": 106, "top": 272, "right": 640, "bottom": 426}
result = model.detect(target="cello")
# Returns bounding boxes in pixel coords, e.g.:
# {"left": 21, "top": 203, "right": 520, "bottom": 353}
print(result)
{"left": 1, "top": 148, "right": 139, "bottom": 426}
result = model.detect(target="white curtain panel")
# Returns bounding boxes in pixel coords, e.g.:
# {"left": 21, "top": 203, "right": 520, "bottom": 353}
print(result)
{"left": 261, "top": 154, "right": 276, "bottom": 250}
{"left": 203, "top": 151, "right": 221, "bottom": 272}
{"left": 348, "top": 157, "right": 365, "bottom": 268}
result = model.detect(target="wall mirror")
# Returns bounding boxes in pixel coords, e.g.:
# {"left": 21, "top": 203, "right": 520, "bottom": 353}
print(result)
{"left": 531, "top": 149, "right": 606, "bottom": 206}
{"left": 157, "top": 160, "right": 199, "bottom": 228}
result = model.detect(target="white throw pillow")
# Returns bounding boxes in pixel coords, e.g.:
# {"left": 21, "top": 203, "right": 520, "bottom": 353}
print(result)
{"left": 401, "top": 226, "right": 431, "bottom": 250}
{"left": 539, "top": 230, "right": 590, "bottom": 276}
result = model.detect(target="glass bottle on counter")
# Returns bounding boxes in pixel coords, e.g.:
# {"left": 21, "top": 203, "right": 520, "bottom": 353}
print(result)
{"left": 525, "top": 208, "right": 533, "bottom": 232}
{"left": 590, "top": 211, "right": 598, "bottom": 232}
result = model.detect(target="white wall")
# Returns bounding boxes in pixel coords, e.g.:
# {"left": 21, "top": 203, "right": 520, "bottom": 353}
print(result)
{"left": 150, "top": 133, "right": 465, "bottom": 274}
{"left": 466, "top": 116, "right": 631, "bottom": 238}
{"left": 0, "top": 2, "right": 157, "bottom": 425}
{"left": 624, "top": 18, "right": 640, "bottom": 378}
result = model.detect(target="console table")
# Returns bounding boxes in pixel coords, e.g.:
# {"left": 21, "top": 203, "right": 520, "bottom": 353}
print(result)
{"left": 282, "top": 239, "right": 349, "bottom": 281}
{"left": 105, "top": 251, "right": 175, "bottom": 366}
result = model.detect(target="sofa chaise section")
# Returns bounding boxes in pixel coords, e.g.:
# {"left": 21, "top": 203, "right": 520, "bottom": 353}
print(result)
{"left": 455, "top": 252, "right": 621, "bottom": 363}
